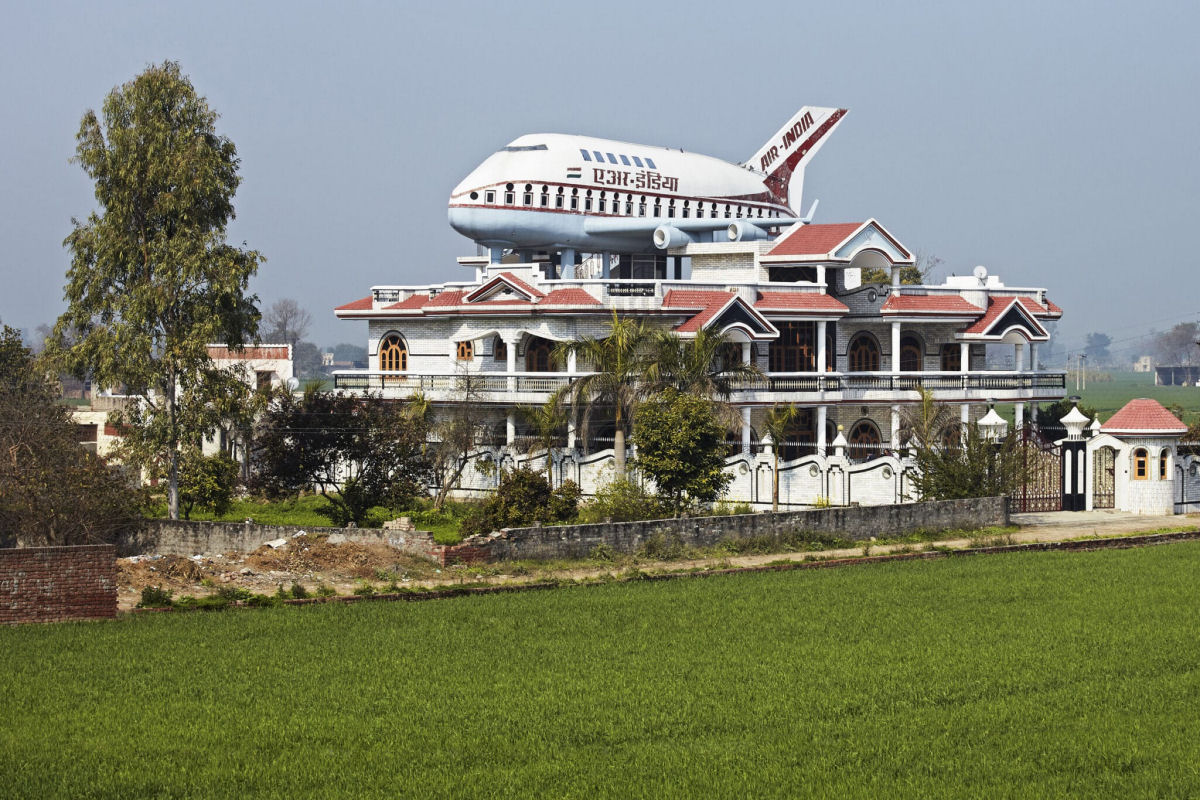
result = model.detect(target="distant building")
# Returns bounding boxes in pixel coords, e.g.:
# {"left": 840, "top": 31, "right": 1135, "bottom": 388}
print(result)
{"left": 1155, "top": 365, "right": 1200, "bottom": 386}
{"left": 1133, "top": 355, "right": 1154, "bottom": 373}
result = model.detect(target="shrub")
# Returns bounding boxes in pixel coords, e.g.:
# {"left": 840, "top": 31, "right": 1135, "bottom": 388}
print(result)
{"left": 289, "top": 582, "right": 308, "bottom": 599}
{"left": 577, "top": 478, "right": 668, "bottom": 524}
{"left": 137, "top": 585, "right": 173, "bottom": 608}
{"left": 459, "top": 468, "right": 579, "bottom": 538}
{"left": 352, "top": 581, "right": 376, "bottom": 596}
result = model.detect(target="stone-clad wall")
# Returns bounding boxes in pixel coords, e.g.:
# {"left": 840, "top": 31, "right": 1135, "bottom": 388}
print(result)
{"left": 0, "top": 545, "right": 117, "bottom": 624}
{"left": 443, "top": 496, "right": 1008, "bottom": 564}
{"left": 121, "top": 520, "right": 439, "bottom": 560}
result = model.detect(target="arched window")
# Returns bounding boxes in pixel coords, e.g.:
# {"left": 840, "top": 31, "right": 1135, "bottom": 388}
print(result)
{"left": 525, "top": 336, "right": 555, "bottom": 372}
{"left": 900, "top": 334, "right": 923, "bottom": 372}
{"left": 1160, "top": 450, "right": 1170, "bottom": 480}
{"left": 848, "top": 333, "right": 881, "bottom": 372}
{"left": 770, "top": 322, "right": 817, "bottom": 372}
{"left": 456, "top": 340, "right": 474, "bottom": 361}
{"left": 848, "top": 419, "right": 882, "bottom": 461}
{"left": 940, "top": 343, "right": 961, "bottom": 372}
{"left": 1133, "top": 448, "right": 1148, "bottom": 480}
{"left": 379, "top": 333, "right": 407, "bottom": 371}
{"left": 493, "top": 336, "right": 507, "bottom": 363}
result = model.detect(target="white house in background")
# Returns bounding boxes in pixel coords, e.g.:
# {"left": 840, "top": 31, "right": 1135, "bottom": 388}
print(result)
{"left": 332, "top": 220, "right": 1068, "bottom": 507}
{"left": 206, "top": 344, "right": 294, "bottom": 392}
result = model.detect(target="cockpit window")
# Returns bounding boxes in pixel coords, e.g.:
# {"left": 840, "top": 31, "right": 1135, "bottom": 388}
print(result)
{"left": 501, "top": 144, "right": 548, "bottom": 152}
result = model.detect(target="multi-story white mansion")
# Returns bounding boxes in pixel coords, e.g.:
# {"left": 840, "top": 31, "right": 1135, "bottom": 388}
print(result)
{"left": 333, "top": 219, "right": 1068, "bottom": 507}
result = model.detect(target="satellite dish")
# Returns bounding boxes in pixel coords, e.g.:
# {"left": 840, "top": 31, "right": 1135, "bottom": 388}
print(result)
{"left": 973, "top": 265, "right": 988, "bottom": 282}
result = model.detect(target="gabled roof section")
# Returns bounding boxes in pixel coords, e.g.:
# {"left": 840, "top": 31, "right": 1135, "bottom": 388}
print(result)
{"left": 464, "top": 272, "right": 545, "bottom": 304}
{"left": 765, "top": 219, "right": 913, "bottom": 263}
{"left": 961, "top": 296, "right": 1049, "bottom": 341}
{"left": 541, "top": 288, "right": 601, "bottom": 306}
{"left": 881, "top": 294, "right": 983, "bottom": 316}
{"left": 425, "top": 289, "right": 468, "bottom": 308}
{"left": 667, "top": 291, "right": 778, "bottom": 340}
{"left": 1101, "top": 399, "right": 1188, "bottom": 435}
{"left": 754, "top": 291, "right": 848, "bottom": 314}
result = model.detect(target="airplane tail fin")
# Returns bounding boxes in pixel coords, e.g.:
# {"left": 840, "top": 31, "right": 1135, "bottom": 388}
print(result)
{"left": 750, "top": 107, "right": 847, "bottom": 209}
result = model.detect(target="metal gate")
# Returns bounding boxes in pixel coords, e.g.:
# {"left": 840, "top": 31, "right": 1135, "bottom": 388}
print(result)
{"left": 1011, "top": 426, "right": 1062, "bottom": 512}
{"left": 1093, "top": 446, "right": 1116, "bottom": 509}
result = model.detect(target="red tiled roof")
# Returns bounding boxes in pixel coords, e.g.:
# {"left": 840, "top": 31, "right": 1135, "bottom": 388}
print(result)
{"left": 962, "top": 296, "right": 1048, "bottom": 337}
{"left": 496, "top": 272, "right": 545, "bottom": 298}
{"left": 1043, "top": 297, "right": 1063, "bottom": 315}
{"left": 335, "top": 296, "right": 373, "bottom": 312}
{"left": 662, "top": 289, "right": 736, "bottom": 308}
{"left": 424, "top": 290, "right": 467, "bottom": 308}
{"left": 767, "top": 222, "right": 863, "bottom": 258}
{"left": 754, "top": 292, "right": 848, "bottom": 313}
{"left": 541, "top": 288, "right": 601, "bottom": 306}
{"left": 385, "top": 294, "right": 430, "bottom": 311}
{"left": 675, "top": 302, "right": 733, "bottom": 333}
{"left": 208, "top": 345, "right": 290, "bottom": 360}
{"left": 880, "top": 294, "right": 982, "bottom": 315}
{"left": 1101, "top": 399, "right": 1188, "bottom": 434}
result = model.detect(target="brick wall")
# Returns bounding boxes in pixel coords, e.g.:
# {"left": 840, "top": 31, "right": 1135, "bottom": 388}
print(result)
{"left": 0, "top": 545, "right": 117, "bottom": 624}
{"left": 442, "top": 496, "right": 1008, "bottom": 564}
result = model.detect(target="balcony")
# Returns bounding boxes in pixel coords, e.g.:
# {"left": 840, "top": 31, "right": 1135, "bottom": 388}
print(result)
{"left": 333, "top": 369, "right": 1066, "bottom": 405}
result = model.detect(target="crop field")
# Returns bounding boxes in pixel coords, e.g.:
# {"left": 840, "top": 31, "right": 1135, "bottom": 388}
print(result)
{"left": 1077, "top": 371, "right": 1200, "bottom": 424}
{"left": 3, "top": 544, "right": 1200, "bottom": 798}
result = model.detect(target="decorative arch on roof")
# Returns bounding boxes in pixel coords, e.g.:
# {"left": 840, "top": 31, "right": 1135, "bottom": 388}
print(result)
{"left": 960, "top": 297, "right": 1049, "bottom": 342}
{"left": 675, "top": 295, "right": 780, "bottom": 342}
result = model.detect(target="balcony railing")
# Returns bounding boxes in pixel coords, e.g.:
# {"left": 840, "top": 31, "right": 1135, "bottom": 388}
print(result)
{"left": 333, "top": 370, "right": 1066, "bottom": 398}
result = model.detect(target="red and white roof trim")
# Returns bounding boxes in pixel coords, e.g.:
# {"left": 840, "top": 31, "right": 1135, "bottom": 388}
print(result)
{"left": 763, "top": 219, "right": 914, "bottom": 263}
{"left": 960, "top": 295, "right": 1049, "bottom": 341}
{"left": 1101, "top": 398, "right": 1188, "bottom": 436}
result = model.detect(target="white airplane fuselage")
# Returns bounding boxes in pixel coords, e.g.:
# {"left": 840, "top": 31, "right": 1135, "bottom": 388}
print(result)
{"left": 447, "top": 108, "right": 846, "bottom": 254}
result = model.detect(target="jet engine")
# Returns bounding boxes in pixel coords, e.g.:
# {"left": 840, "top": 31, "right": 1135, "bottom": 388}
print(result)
{"left": 653, "top": 226, "right": 697, "bottom": 250}
{"left": 727, "top": 221, "right": 770, "bottom": 242}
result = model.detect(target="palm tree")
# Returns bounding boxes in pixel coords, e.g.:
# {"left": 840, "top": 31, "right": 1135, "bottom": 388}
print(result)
{"left": 516, "top": 387, "right": 570, "bottom": 486}
{"left": 898, "top": 387, "right": 957, "bottom": 452}
{"left": 644, "top": 327, "right": 763, "bottom": 400}
{"left": 760, "top": 404, "right": 799, "bottom": 511}
{"left": 556, "top": 310, "right": 659, "bottom": 477}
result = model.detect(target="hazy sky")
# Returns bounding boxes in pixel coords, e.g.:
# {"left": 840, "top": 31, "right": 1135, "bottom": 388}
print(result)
{"left": 2, "top": 0, "right": 1197, "bottom": 361}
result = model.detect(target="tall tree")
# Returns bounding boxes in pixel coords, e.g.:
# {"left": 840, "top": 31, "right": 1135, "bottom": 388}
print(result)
{"left": 1152, "top": 322, "right": 1200, "bottom": 366}
{"left": 51, "top": 61, "right": 263, "bottom": 519}
{"left": 262, "top": 298, "right": 312, "bottom": 349}
{"left": 557, "top": 311, "right": 660, "bottom": 477}
{"left": 0, "top": 325, "right": 138, "bottom": 547}
{"left": 1083, "top": 332, "right": 1112, "bottom": 363}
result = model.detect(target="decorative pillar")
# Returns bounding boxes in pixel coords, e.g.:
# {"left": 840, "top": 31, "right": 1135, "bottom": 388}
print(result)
{"left": 1015, "top": 402, "right": 1025, "bottom": 430}
{"left": 741, "top": 407, "right": 752, "bottom": 455}
{"left": 489, "top": 246, "right": 504, "bottom": 265}
{"left": 816, "top": 264, "right": 827, "bottom": 288}
{"left": 1014, "top": 341, "right": 1025, "bottom": 373}
{"left": 959, "top": 341, "right": 970, "bottom": 373}
{"left": 1059, "top": 403, "right": 1090, "bottom": 511}
{"left": 506, "top": 338, "right": 517, "bottom": 392}
{"left": 1029, "top": 342, "right": 1039, "bottom": 370}
{"left": 816, "top": 326, "right": 827, "bottom": 374}
{"left": 560, "top": 249, "right": 576, "bottom": 279}
{"left": 961, "top": 403, "right": 970, "bottom": 445}
{"left": 890, "top": 405, "right": 901, "bottom": 452}
{"left": 601, "top": 252, "right": 611, "bottom": 279}
{"left": 816, "top": 405, "right": 828, "bottom": 456}
{"left": 891, "top": 322, "right": 901, "bottom": 374}
{"left": 506, "top": 410, "right": 516, "bottom": 447}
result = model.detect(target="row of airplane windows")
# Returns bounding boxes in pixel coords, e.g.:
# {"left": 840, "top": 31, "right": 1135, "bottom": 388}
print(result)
{"left": 469, "top": 184, "right": 779, "bottom": 219}
{"left": 579, "top": 149, "right": 657, "bottom": 169}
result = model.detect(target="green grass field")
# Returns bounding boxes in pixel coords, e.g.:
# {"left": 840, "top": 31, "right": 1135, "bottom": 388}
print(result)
{"left": 4, "top": 544, "right": 1200, "bottom": 798}
{"left": 1076, "top": 370, "right": 1200, "bottom": 424}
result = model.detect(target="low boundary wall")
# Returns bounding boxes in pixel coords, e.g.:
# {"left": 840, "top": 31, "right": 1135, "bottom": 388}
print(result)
{"left": 1, "top": 545, "right": 117, "bottom": 624}
{"left": 121, "top": 520, "right": 439, "bottom": 561}
{"left": 444, "top": 497, "right": 1009, "bottom": 564}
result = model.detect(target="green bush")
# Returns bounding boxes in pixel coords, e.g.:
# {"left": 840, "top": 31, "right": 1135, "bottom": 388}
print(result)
{"left": 137, "top": 585, "right": 173, "bottom": 608}
{"left": 459, "top": 468, "right": 579, "bottom": 538}
{"left": 578, "top": 478, "right": 668, "bottom": 524}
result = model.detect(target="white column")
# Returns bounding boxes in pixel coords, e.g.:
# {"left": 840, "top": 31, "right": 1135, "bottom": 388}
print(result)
{"left": 567, "top": 350, "right": 577, "bottom": 374}
{"left": 891, "top": 322, "right": 901, "bottom": 374}
{"left": 742, "top": 407, "right": 752, "bottom": 455}
{"left": 1029, "top": 342, "right": 1039, "bottom": 371}
{"left": 959, "top": 341, "right": 970, "bottom": 373}
{"left": 890, "top": 405, "right": 901, "bottom": 451}
{"left": 816, "top": 405, "right": 828, "bottom": 456}
{"left": 816, "top": 264, "right": 827, "bottom": 288}
{"left": 506, "top": 410, "right": 516, "bottom": 446}
{"left": 601, "top": 252, "right": 611, "bottom": 279}
{"left": 566, "top": 349, "right": 577, "bottom": 449}
{"left": 1015, "top": 402, "right": 1025, "bottom": 430}
{"left": 816, "top": 324, "right": 827, "bottom": 373}
{"left": 506, "top": 338, "right": 517, "bottom": 392}
{"left": 1014, "top": 341, "right": 1025, "bottom": 373}
{"left": 961, "top": 403, "right": 970, "bottom": 444}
